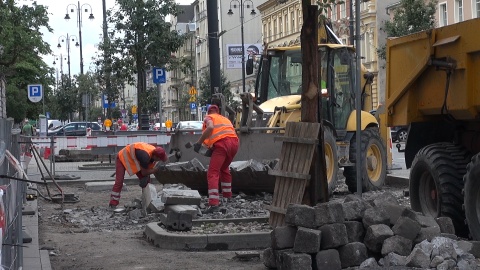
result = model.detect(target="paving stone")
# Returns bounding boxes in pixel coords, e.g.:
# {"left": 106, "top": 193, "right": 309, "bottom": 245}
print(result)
{"left": 405, "top": 247, "right": 431, "bottom": 268}
{"left": 382, "top": 252, "right": 407, "bottom": 267}
{"left": 436, "top": 259, "right": 456, "bottom": 270}
{"left": 435, "top": 217, "right": 455, "bottom": 234}
{"left": 440, "top": 233, "right": 458, "bottom": 241}
{"left": 362, "top": 206, "right": 390, "bottom": 228}
{"left": 161, "top": 189, "right": 201, "bottom": 205}
{"left": 456, "top": 240, "right": 480, "bottom": 258}
{"left": 342, "top": 200, "right": 369, "bottom": 221}
{"left": 372, "top": 191, "right": 399, "bottom": 207}
{"left": 164, "top": 205, "right": 197, "bottom": 217}
{"left": 359, "top": 258, "right": 381, "bottom": 269}
{"left": 338, "top": 242, "right": 368, "bottom": 268}
{"left": 381, "top": 204, "right": 408, "bottom": 225}
{"left": 315, "top": 249, "right": 341, "bottom": 270}
{"left": 344, "top": 221, "right": 365, "bottom": 243}
{"left": 381, "top": 235, "right": 413, "bottom": 256}
{"left": 147, "top": 199, "right": 165, "bottom": 213}
{"left": 343, "top": 194, "right": 364, "bottom": 203}
{"left": 430, "top": 255, "right": 444, "bottom": 268}
{"left": 271, "top": 226, "right": 297, "bottom": 250}
{"left": 415, "top": 239, "right": 434, "bottom": 255}
{"left": 414, "top": 226, "right": 441, "bottom": 244}
{"left": 431, "top": 237, "right": 458, "bottom": 261}
{"left": 401, "top": 208, "right": 437, "bottom": 227}
{"left": 274, "top": 249, "right": 293, "bottom": 270}
{"left": 318, "top": 223, "right": 348, "bottom": 249}
{"left": 364, "top": 224, "right": 394, "bottom": 253}
{"left": 285, "top": 204, "right": 315, "bottom": 228}
{"left": 281, "top": 252, "right": 312, "bottom": 270}
{"left": 392, "top": 216, "right": 421, "bottom": 240}
{"left": 293, "top": 227, "right": 321, "bottom": 254}
{"left": 262, "top": 248, "right": 276, "bottom": 268}
{"left": 314, "top": 202, "right": 344, "bottom": 227}
{"left": 128, "top": 208, "right": 144, "bottom": 220}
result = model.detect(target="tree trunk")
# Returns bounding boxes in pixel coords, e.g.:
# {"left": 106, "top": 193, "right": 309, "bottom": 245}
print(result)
{"left": 301, "top": 3, "right": 329, "bottom": 204}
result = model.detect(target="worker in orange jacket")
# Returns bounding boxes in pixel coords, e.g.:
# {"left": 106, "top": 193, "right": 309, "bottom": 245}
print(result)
{"left": 194, "top": 105, "right": 239, "bottom": 212}
{"left": 109, "top": 142, "right": 168, "bottom": 207}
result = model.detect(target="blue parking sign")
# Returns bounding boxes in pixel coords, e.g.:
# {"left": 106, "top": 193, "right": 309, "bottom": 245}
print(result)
{"left": 153, "top": 67, "right": 166, "bottom": 84}
{"left": 190, "top": 102, "right": 197, "bottom": 110}
{"left": 27, "top": 84, "right": 43, "bottom": 103}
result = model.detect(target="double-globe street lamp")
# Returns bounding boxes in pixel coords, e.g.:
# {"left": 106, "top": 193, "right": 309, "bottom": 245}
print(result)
{"left": 64, "top": 1, "right": 94, "bottom": 75}
{"left": 227, "top": 0, "right": 256, "bottom": 93}
{"left": 57, "top": 34, "right": 79, "bottom": 84}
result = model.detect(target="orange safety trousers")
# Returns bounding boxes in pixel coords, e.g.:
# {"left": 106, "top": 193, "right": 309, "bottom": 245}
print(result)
{"left": 207, "top": 136, "right": 239, "bottom": 206}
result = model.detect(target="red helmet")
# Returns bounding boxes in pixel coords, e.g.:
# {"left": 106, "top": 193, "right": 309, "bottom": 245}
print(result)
{"left": 208, "top": 104, "right": 219, "bottom": 113}
{"left": 152, "top": 147, "right": 168, "bottom": 162}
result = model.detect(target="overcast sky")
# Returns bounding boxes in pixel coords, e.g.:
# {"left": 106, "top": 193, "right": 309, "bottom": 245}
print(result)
{"left": 32, "top": 0, "right": 194, "bottom": 76}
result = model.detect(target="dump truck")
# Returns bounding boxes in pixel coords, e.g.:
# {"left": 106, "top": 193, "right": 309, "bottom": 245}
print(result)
{"left": 386, "top": 18, "right": 480, "bottom": 239}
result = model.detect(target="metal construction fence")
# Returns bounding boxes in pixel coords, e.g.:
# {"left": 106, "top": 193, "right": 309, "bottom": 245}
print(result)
{"left": 0, "top": 118, "right": 26, "bottom": 269}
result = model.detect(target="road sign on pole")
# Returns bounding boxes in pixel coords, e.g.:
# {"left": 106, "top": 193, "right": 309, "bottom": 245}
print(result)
{"left": 152, "top": 67, "right": 166, "bottom": 84}
{"left": 27, "top": 84, "right": 43, "bottom": 103}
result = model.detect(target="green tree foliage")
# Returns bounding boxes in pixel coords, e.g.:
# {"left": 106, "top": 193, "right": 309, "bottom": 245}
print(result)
{"left": 378, "top": 0, "right": 437, "bottom": 59}
{"left": 198, "top": 68, "right": 236, "bottom": 109}
{"left": 98, "top": 0, "right": 187, "bottom": 116}
{"left": 0, "top": 1, "right": 54, "bottom": 122}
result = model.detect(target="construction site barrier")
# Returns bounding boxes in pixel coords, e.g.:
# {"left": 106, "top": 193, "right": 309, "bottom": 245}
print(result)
{"left": 30, "top": 133, "right": 172, "bottom": 157}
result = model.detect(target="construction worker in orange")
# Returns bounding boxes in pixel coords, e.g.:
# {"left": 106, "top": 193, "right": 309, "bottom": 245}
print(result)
{"left": 194, "top": 104, "right": 239, "bottom": 213}
{"left": 109, "top": 142, "right": 168, "bottom": 207}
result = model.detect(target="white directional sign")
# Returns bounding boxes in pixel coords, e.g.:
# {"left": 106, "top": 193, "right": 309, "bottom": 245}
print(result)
{"left": 153, "top": 67, "right": 166, "bottom": 84}
{"left": 27, "top": 84, "right": 43, "bottom": 103}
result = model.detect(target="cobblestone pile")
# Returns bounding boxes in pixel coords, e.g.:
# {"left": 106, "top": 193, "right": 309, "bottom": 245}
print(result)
{"left": 263, "top": 192, "right": 480, "bottom": 269}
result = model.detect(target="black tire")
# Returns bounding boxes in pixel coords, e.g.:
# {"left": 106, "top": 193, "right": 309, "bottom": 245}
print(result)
{"left": 324, "top": 127, "right": 339, "bottom": 195}
{"left": 344, "top": 127, "right": 387, "bottom": 193}
{"left": 464, "top": 153, "right": 480, "bottom": 240}
{"left": 397, "top": 129, "right": 408, "bottom": 142}
{"left": 409, "top": 143, "right": 470, "bottom": 237}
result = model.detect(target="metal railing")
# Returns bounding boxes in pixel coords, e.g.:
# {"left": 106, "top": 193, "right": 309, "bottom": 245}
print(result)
{"left": 0, "top": 118, "right": 25, "bottom": 269}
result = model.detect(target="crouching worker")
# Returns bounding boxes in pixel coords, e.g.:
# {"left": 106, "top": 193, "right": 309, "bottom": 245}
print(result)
{"left": 109, "top": 142, "right": 168, "bottom": 207}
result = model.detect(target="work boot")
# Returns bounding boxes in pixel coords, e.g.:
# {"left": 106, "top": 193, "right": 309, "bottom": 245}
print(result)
{"left": 203, "top": 205, "right": 221, "bottom": 214}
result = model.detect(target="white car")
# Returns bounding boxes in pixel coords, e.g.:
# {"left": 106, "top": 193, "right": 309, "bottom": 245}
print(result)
{"left": 176, "top": 121, "right": 203, "bottom": 134}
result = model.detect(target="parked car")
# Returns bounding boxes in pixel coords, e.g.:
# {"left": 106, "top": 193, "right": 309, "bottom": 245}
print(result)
{"left": 47, "top": 122, "right": 102, "bottom": 136}
{"left": 176, "top": 121, "right": 203, "bottom": 134}
{"left": 391, "top": 125, "right": 408, "bottom": 142}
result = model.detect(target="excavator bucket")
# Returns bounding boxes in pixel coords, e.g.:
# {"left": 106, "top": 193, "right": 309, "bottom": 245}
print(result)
{"left": 154, "top": 129, "right": 283, "bottom": 194}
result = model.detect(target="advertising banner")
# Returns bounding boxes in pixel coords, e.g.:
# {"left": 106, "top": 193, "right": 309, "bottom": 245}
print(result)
{"left": 226, "top": 43, "right": 262, "bottom": 69}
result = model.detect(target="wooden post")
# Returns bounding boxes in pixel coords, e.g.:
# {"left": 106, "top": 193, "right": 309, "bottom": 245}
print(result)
{"left": 300, "top": 2, "right": 329, "bottom": 204}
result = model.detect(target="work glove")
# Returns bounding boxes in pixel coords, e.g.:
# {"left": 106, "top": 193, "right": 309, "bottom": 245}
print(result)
{"left": 193, "top": 143, "right": 201, "bottom": 153}
{"left": 139, "top": 176, "right": 150, "bottom": 188}
{"left": 205, "top": 148, "right": 213, "bottom": 157}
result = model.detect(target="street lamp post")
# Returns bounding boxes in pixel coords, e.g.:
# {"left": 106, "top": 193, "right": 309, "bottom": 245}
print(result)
{"left": 57, "top": 34, "right": 79, "bottom": 84}
{"left": 227, "top": 0, "right": 256, "bottom": 93}
{"left": 64, "top": 1, "right": 94, "bottom": 75}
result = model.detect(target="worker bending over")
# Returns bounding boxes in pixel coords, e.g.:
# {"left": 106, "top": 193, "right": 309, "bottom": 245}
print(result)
{"left": 109, "top": 142, "right": 168, "bottom": 207}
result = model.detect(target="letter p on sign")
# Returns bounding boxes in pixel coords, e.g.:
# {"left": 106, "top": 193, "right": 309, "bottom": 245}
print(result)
{"left": 27, "top": 84, "right": 43, "bottom": 103}
{"left": 153, "top": 67, "right": 166, "bottom": 84}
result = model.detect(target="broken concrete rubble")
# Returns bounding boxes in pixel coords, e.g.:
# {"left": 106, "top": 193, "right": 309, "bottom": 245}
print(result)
{"left": 263, "top": 192, "right": 480, "bottom": 269}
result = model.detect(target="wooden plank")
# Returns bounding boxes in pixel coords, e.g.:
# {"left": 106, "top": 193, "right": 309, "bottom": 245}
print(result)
{"left": 268, "top": 122, "right": 320, "bottom": 228}
{"left": 268, "top": 169, "right": 311, "bottom": 180}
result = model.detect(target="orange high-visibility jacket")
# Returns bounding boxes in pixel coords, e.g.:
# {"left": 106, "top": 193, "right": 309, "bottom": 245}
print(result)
{"left": 118, "top": 142, "right": 155, "bottom": 176}
{"left": 203, "top": 114, "right": 238, "bottom": 148}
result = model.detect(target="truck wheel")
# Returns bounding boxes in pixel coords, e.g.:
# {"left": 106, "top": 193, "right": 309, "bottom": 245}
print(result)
{"left": 324, "top": 127, "right": 339, "bottom": 195}
{"left": 464, "top": 153, "right": 480, "bottom": 240}
{"left": 344, "top": 127, "right": 387, "bottom": 193}
{"left": 410, "top": 143, "right": 470, "bottom": 237}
